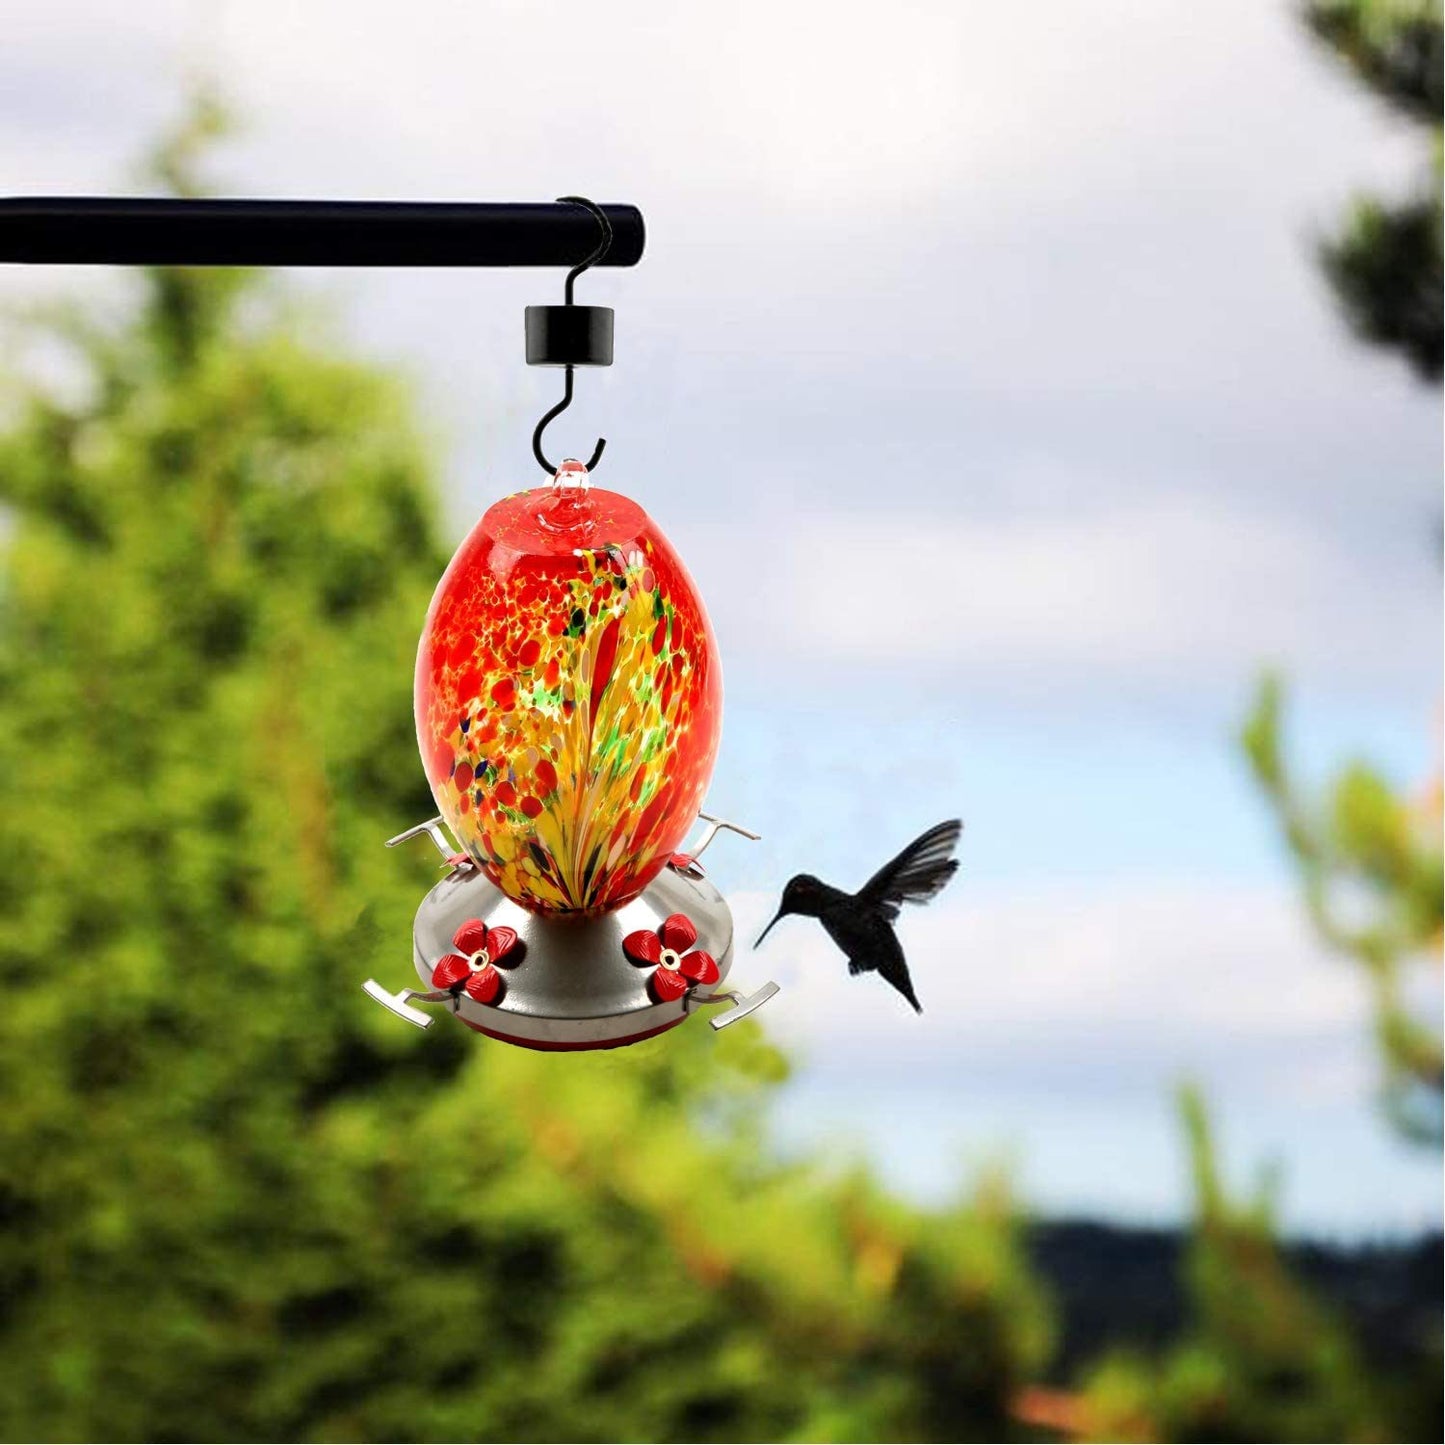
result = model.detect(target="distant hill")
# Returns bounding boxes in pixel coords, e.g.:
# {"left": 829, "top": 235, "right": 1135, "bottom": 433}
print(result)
{"left": 1028, "top": 1220, "right": 1442, "bottom": 1382}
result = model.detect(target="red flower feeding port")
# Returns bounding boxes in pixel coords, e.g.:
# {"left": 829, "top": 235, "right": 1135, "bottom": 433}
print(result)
{"left": 624, "top": 913, "right": 722, "bottom": 1002}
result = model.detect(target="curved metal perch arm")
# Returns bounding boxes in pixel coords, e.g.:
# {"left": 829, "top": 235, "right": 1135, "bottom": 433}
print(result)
{"left": 688, "top": 812, "right": 762, "bottom": 860}
{"left": 686, "top": 981, "right": 782, "bottom": 1029}
{"left": 362, "top": 980, "right": 454, "bottom": 1029}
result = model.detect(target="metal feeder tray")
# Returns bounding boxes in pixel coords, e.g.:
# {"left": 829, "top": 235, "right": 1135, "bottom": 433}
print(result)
{"left": 365, "top": 813, "right": 779, "bottom": 1050}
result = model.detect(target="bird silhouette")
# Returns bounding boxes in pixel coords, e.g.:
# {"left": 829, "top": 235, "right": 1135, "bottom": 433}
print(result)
{"left": 754, "top": 819, "right": 962, "bottom": 1013}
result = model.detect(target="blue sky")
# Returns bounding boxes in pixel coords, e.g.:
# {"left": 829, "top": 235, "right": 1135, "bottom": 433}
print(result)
{"left": 3, "top": 0, "right": 1440, "bottom": 1234}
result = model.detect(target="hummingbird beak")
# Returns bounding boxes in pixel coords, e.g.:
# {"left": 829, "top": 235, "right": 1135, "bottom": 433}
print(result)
{"left": 755, "top": 908, "right": 785, "bottom": 948}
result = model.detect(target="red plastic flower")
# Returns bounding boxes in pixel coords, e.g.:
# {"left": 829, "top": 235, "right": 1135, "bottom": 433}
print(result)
{"left": 623, "top": 913, "right": 719, "bottom": 1002}
{"left": 431, "top": 917, "right": 520, "bottom": 1004}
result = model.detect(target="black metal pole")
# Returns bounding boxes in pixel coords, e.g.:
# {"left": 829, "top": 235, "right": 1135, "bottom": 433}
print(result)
{"left": 0, "top": 198, "right": 645, "bottom": 268}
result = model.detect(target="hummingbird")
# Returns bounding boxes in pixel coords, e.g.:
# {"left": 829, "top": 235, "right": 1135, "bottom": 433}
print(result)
{"left": 754, "top": 819, "right": 962, "bottom": 1013}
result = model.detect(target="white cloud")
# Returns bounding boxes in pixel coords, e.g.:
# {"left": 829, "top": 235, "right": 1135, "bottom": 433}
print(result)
{"left": 730, "top": 876, "right": 1386, "bottom": 1103}
{"left": 690, "top": 492, "right": 1439, "bottom": 700}
{"left": 735, "top": 875, "right": 1444, "bottom": 1231}
{"left": 6, "top": 1, "right": 1418, "bottom": 208}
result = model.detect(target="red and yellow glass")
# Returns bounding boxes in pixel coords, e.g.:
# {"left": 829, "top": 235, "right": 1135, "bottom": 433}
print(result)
{"left": 415, "top": 478, "right": 722, "bottom": 918}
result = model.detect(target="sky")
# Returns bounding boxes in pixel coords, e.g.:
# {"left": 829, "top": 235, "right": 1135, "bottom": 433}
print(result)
{"left": 2, "top": 0, "right": 1441, "bottom": 1235}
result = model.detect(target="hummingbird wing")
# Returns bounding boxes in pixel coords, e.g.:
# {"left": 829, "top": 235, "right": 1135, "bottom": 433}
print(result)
{"left": 856, "top": 819, "right": 962, "bottom": 922}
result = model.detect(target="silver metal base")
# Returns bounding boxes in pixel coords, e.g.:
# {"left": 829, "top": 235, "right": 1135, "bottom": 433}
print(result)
{"left": 366, "top": 815, "right": 779, "bottom": 1050}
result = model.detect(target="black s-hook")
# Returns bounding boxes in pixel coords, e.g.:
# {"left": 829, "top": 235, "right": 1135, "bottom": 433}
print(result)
{"left": 558, "top": 194, "right": 613, "bottom": 305}
{"left": 528, "top": 196, "right": 615, "bottom": 477}
{"left": 532, "top": 364, "right": 603, "bottom": 476}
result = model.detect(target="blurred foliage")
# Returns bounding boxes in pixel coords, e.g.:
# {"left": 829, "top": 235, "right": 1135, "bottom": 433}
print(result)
{"left": 1076, "top": 1087, "right": 1438, "bottom": 1443}
{"left": 1242, "top": 675, "right": 1443, "bottom": 1144}
{"left": 1304, "top": 0, "right": 1443, "bottom": 379}
{"left": 0, "top": 102, "right": 1051, "bottom": 1442}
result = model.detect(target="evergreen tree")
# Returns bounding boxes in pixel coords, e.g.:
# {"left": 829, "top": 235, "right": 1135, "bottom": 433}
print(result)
{"left": 1304, "top": 0, "right": 1443, "bottom": 379}
{"left": 0, "top": 103, "right": 1049, "bottom": 1443}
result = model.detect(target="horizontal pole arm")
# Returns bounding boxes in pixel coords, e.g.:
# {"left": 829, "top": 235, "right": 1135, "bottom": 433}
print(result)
{"left": 0, "top": 198, "right": 645, "bottom": 268}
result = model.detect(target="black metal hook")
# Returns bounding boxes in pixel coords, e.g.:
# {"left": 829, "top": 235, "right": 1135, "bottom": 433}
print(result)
{"left": 559, "top": 195, "right": 613, "bottom": 303}
{"left": 532, "top": 367, "right": 605, "bottom": 474}
{"left": 532, "top": 196, "right": 613, "bottom": 477}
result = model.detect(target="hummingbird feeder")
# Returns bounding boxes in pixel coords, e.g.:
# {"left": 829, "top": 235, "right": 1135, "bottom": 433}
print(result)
{"left": 0, "top": 191, "right": 779, "bottom": 1049}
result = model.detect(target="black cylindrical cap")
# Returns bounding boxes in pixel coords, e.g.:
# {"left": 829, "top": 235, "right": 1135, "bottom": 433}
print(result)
{"left": 525, "top": 304, "right": 614, "bottom": 367}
